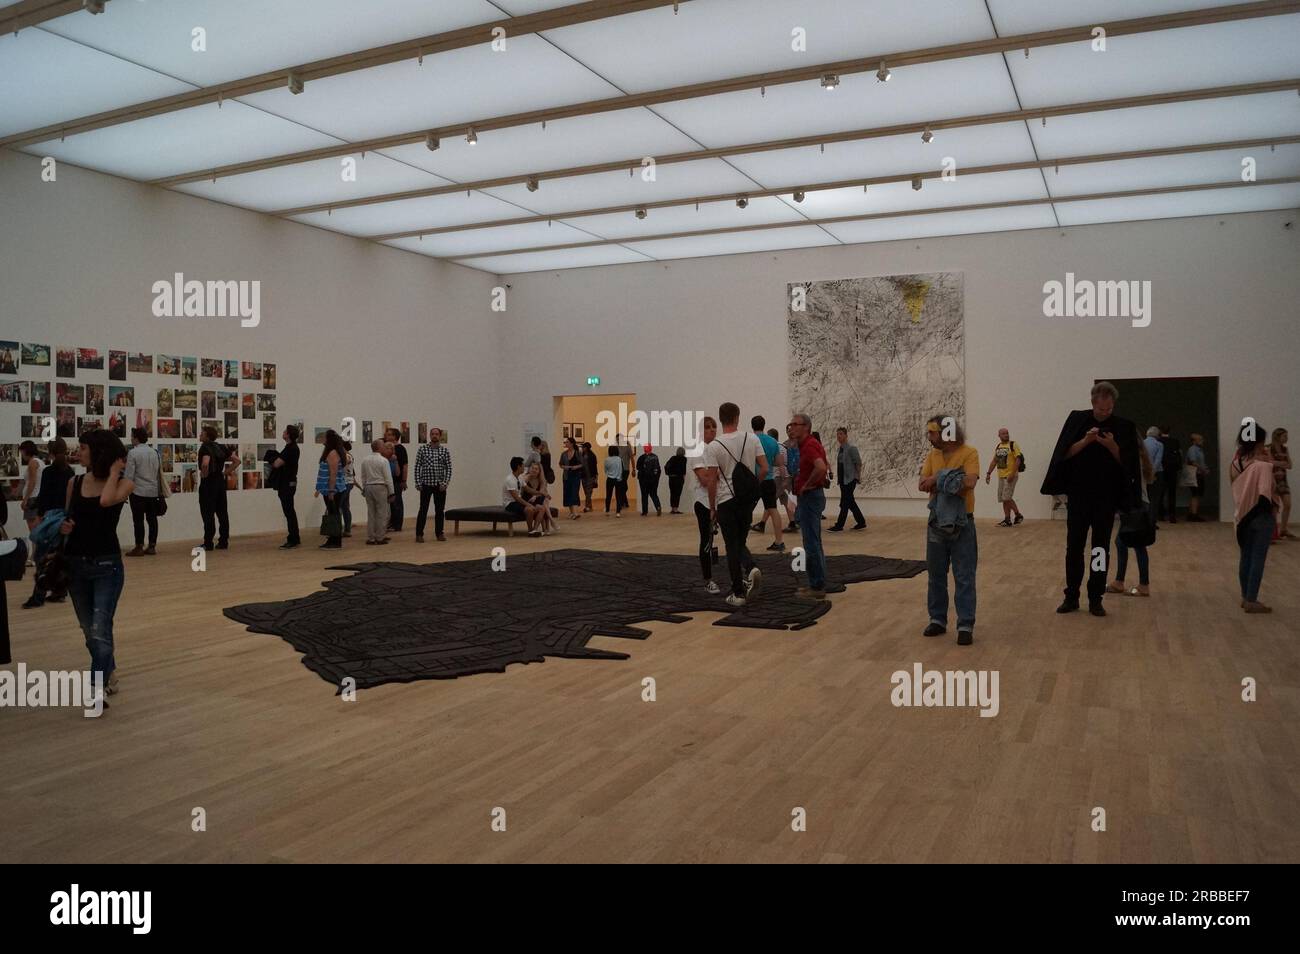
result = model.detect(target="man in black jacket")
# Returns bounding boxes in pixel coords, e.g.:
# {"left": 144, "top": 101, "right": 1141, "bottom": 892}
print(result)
{"left": 1040, "top": 381, "right": 1141, "bottom": 617}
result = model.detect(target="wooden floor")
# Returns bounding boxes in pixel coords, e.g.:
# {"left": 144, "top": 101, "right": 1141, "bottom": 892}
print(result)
{"left": 3, "top": 509, "right": 1297, "bottom": 863}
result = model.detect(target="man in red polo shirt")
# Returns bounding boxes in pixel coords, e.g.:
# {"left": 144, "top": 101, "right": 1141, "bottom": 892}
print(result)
{"left": 789, "top": 413, "right": 829, "bottom": 598}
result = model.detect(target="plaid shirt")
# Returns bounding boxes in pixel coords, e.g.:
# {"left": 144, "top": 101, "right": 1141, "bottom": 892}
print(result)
{"left": 414, "top": 443, "right": 452, "bottom": 487}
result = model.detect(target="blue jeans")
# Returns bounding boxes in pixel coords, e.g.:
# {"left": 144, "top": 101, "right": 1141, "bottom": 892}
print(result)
{"left": 1238, "top": 507, "right": 1275, "bottom": 602}
{"left": 927, "top": 518, "right": 977, "bottom": 631}
{"left": 67, "top": 554, "right": 125, "bottom": 686}
{"left": 796, "top": 488, "right": 827, "bottom": 590}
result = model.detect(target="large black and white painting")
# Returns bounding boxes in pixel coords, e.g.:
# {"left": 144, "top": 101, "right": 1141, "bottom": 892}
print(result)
{"left": 788, "top": 272, "right": 964, "bottom": 499}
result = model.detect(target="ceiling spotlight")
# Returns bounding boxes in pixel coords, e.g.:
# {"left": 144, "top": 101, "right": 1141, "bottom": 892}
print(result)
{"left": 792, "top": 190, "right": 806, "bottom": 203}
{"left": 876, "top": 61, "right": 891, "bottom": 83}
{"left": 635, "top": 207, "right": 647, "bottom": 220}
{"left": 921, "top": 127, "right": 934, "bottom": 144}
{"left": 466, "top": 127, "right": 478, "bottom": 145}
{"left": 425, "top": 133, "right": 440, "bottom": 152}
{"left": 911, "top": 176, "right": 923, "bottom": 191}
{"left": 736, "top": 196, "right": 749, "bottom": 209}
{"left": 820, "top": 73, "right": 840, "bottom": 91}
{"left": 287, "top": 71, "right": 304, "bottom": 95}
{"left": 526, "top": 176, "right": 539, "bottom": 192}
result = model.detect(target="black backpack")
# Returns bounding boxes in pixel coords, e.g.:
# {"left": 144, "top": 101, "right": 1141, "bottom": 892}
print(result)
{"left": 718, "top": 433, "right": 761, "bottom": 510}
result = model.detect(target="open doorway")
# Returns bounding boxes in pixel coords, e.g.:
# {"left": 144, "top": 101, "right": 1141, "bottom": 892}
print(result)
{"left": 553, "top": 393, "right": 638, "bottom": 509}
{"left": 1102, "top": 376, "right": 1219, "bottom": 519}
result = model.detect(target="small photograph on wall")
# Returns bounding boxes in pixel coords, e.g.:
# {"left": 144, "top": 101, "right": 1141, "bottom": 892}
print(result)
{"left": 85, "top": 384, "right": 104, "bottom": 415}
{"left": 56, "top": 383, "right": 84, "bottom": 405}
{"left": 56, "top": 348, "right": 76, "bottom": 378}
{"left": 108, "top": 350, "right": 127, "bottom": 381}
{"left": 159, "top": 445, "right": 174, "bottom": 472}
{"left": 224, "top": 361, "right": 239, "bottom": 387}
{"left": 106, "top": 410, "right": 127, "bottom": 437}
{"left": 262, "top": 363, "right": 276, "bottom": 390}
{"left": 418, "top": 422, "right": 428, "bottom": 444}
{"left": 241, "top": 361, "right": 261, "bottom": 381}
{"left": 21, "top": 415, "right": 52, "bottom": 438}
{"left": 224, "top": 412, "right": 239, "bottom": 439}
{"left": 181, "top": 357, "right": 197, "bottom": 385}
{"left": 108, "top": 386, "right": 134, "bottom": 407}
{"left": 0, "top": 444, "right": 19, "bottom": 476}
{"left": 182, "top": 410, "right": 197, "bottom": 439}
{"left": 573, "top": 423, "right": 584, "bottom": 441}
{"left": 157, "top": 354, "right": 181, "bottom": 375}
{"left": 241, "top": 393, "right": 255, "bottom": 420}
{"left": 167, "top": 473, "right": 182, "bottom": 495}
{"left": 240, "top": 445, "right": 258, "bottom": 471}
{"left": 256, "top": 393, "right": 275, "bottom": 412}
{"left": 156, "top": 388, "right": 174, "bottom": 417}
{"left": 3, "top": 479, "right": 23, "bottom": 500}
{"left": 158, "top": 418, "right": 181, "bottom": 439}
{"left": 180, "top": 464, "right": 198, "bottom": 493}
{"left": 262, "top": 414, "right": 276, "bottom": 439}
{"left": 175, "top": 443, "right": 198, "bottom": 464}
{"left": 55, "top": 406, "right": 76, "bottom": 438}
{"left": 0, "top": 341, "right": 19, "bottom": 375}
{"left": 362, "top": 420, "right": 373, "bottom": 444}
{"left": 314, "top": 426, "right": 329, "bottom": 445}
{"left": 21, "top": 343, "right": 51, "bottom": 367}
{"left": 217, "top": 391, "right": 238, "bottom": 411}
{"left": 0, "top": 381, "right": 29, "bottom": 403}
{"left": 77, "top": 348, "right": 103, "bottom": 371}
{"left": 242, "top": 471, "right": 263, "bottom": 490}
{"left": 400, "top": 421, "right": 410, "bottom": 444}
{"left": 200, "top": 391, "right": 216, "bottom": 416}
{"left": 30, "top": 382, "right": 50, "bottom": 413}
{"left": 201, "top": 358, "right": 223, "bottom": 378}
{"left": 127, "top": 352, "right": 152, "bottom": 374}
{"left": 135, "top": 409, "right": 153, "bottom": 438}
{"left": 77, "top": 417, "right": 102, "bottom": 437}
{"left": 174, "top": 389, "right": 197, "bottom": 410}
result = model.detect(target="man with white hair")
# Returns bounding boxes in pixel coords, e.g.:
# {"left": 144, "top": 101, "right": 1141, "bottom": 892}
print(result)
{"left": 1143, "top": 425, "right": 1164, "bottom": 526}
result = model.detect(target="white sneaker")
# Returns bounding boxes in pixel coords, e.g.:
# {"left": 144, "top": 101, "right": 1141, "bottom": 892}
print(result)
{"left": 744, "top": 567, "right": 762, "bottom": 599}
{"left": 528, "top": 529, "right": 541, "bottom": 537}
{"left": 705, "top": 580, "right": 721, "bottom": 595}
{"left": 724, "top": 594, "right": 747, "bottom": 608}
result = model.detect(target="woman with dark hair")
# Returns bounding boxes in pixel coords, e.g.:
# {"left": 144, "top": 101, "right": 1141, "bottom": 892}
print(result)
{"left": 1230, "top": 420, "right": 1279, "bottom": 613}
{"left": 316, "top": 429, "right": 347, "bottom": 549}
{"left": 271, "top": 424, "right": 301, "bottom": 548}
{"left": 581, "top": 441, "right": 597, "bottom": 513}
{"left": 123, "top": 426, "right": 162, "bottom": 556}
{"left": 60, "top": 429, "right": 133, "bottom": 703}
{"left": 198, "top": 424, "right": 233, "bottom": 550}
{"left": 18, "top": 440, "right": 44, "bottom": 534}
{"left": 23, "top": 438, "right": 73, "bottom": 609}
{"left": 604, "top": 445, "right": 624, "bottom": 517}
{"left": 559, "top": 437, "right": 583, "bottom": 520}
{"left": 340, "top": 440, "right": 356, "bottom": 538}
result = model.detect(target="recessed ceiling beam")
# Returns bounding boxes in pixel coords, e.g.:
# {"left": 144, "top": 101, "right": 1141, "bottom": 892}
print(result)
{"left": 146, "top": 0, "right": 1300, "bottom": 187}
{"left": 440, "top": 177, "right": 1300, "bottom": 260}
{"left": 368, "top": 134, "right": 1300, "bottom": 241}
{"left": 274, "top": 79, "right": 1300, "bottom": 218}
{"left": 0, "top": 0, "right": 694, "bottom": 149}
{"left": 1, "top": 0, "right": 109, "bottom": 35}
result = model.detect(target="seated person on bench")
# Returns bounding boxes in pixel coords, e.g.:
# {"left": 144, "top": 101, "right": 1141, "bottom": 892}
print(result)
{"left": 503, "top": 456, "right": 542, "bottom": 536}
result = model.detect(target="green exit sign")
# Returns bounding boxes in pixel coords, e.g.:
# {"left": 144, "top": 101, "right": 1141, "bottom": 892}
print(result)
{"left": 586, "top": 376, "right": 601, "bottom": 387}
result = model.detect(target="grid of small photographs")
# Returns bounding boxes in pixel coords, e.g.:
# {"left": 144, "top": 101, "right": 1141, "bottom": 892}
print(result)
{"left": 0, "top": 340, "right": 279, "bottom": 495}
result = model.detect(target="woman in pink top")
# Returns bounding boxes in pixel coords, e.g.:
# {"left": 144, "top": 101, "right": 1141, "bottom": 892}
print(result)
{"left": 1230, "top": 421, "right": 1279, "bottom": 613}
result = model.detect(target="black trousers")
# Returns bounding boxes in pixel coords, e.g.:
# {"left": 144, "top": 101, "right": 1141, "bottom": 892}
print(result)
{"left": 716, "top": 498, "right": 756, "bottom": 597}
{"left": 0, "top": 572, "right": 10, "bottom": 664}
{"left": 278, "top": 484, "right": 299, "bottom": 543}
{"left": 605, "top": 478, "right": 622, "bottom": 513}
{"left": 388, "top": 485, "right": 405, "bottom": 530}
{"left": 639, "top": 478, "right": 661, "bottom": 515}
{"left": 416, "top": 485, "right": 447, "bottom": 537}
{"left": 322, "top": 492, "right": 342, "bottom": 544}
{"left": 199, "top": 485, "right": 229, "bottom": 546}
{"left": 834, "top": 479, "right": 865, "bottom": 529}
{"left": 1162, "top": 469, "right": 1179, "bottom": 521}
{"left": 669, "top": 475, "right": 685, "bottom": 509}
{"left": 129, "top": 493, "right": 159, "bottom": 547}
{"left": 1065, "top": 495, "right": 1117, "bottom": 603}
{"left": 694, "top": 501, "right": 714, "bottom": 581}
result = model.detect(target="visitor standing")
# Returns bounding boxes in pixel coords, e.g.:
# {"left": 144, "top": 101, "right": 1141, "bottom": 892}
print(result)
{"left": 559, "top": 437, "right": 583, "bottom": 520}
{"left": 1158, "top": 426, "right": 1183, "bottom": 523}
{"left": 198, "top": 424, "right": 233, "bottom": 550}
{"left": 123, "top": 427, "right": 162, "bottom": 556}
{"left": 23, "top": 438, "right": 72, "bottom": 609}
{"left": 360, "top": 439, "right": 394, "bottom": 545}
{"left": 1142, "top": 426, "right": 1164, "bottom": 526}
{"left": 414, "top": 426, "right": 453, "bottom": 542}
{"left": 636, "top": 444, "right": 662, "bottom": 516}
{"left": 1185, "top": 433, "right": 1209, "bottom": 522}
{"left": 1231, "top": 421, "right": 1278, "bottom": 612}
{"left": 699, "top": 403, "right": 765, "bottom": 607}
{"left": 581, "top": 441, "right": 598, "bottom": 513}
{"left": 271, "top": 424, "right": 301, "bottom": 548}
{"left": 384, "top": 427, "right": 408, "bottom": 532}
{"left": 665, "top": 447, "right": 687, "bottom": 514}
{"left": 919, "top": 415, "right": 980, "bottom": 644}
{"left": 983, "top": 427, "right": 1024, "bottom": 527}
{"left": 18, "top": 440, "right": 44, "bottom": 535}
{"left": 1269, "top": 427, "right": 1291, "bottom": 539}
{"left": 788, "top": 413, "right": 828, "bottom": 599}
{"left": 1109, "top": 437, "right": 1157, "bottom": 597}
{"left": 692, "top": 418, "right": 719, "bottom": 594}
{"left": 749, "top": 416, "right": 785, "bottom": 550}
{"left": 829, "top": 426, "right": 866, "bottom": 532}
{"left": 604, "top": 446, "right": 624, "bottom": 517}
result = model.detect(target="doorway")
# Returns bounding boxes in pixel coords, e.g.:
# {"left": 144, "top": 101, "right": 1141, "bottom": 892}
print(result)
{"left": 553, "top": 393, "right": 638, "bottom": 509}
{"left": 1102, "top": 376, "right": 1219, "bottom": 518}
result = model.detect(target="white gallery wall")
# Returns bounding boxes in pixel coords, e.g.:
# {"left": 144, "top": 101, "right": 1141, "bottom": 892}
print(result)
{"left": 0, "top": 150, "right": 503, "bottom": 543}
{"left": 498, "top": 209, "right": 1300, "bottom": 520}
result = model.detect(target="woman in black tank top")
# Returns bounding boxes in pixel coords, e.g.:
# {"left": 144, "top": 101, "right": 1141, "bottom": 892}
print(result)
{"left": 60, "top": 429, "right": 134, "bottom": 704}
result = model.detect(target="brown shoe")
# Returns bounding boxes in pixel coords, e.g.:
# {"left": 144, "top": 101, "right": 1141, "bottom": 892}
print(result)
{"left": 1105, "top": 580, "right": 1124, "bottom": 594}
{"left": 1243, "top": 601, "right": 1272, "bottom": 614}
{"left": 144, "top": 545, "right": 156, "bottom": 555}
{"left": 416, "top": 535, "right": 425, "bottom": 543}
{"left": 795, "top": 586, "right": 826, "bottom": 600}
{"left": 125, "top": 545, "right": 144, "bottom": 557}
{"left": 436, "top": 534, "right": 447, "bottom": 542}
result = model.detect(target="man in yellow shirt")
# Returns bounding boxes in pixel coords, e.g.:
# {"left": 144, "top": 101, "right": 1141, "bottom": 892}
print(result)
{"left": 919, "top": 414, "right": 979, "bottom": 645}
{"left": 984, "top": 427, "right": 1024, "bottom": 527}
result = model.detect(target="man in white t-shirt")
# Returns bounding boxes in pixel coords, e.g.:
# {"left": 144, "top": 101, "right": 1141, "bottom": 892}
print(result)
{"left": 502, "top": 456, "right": 541, "bottom": 536}
{"left": 699, "top": 402, "right": 768, "bottom": 607}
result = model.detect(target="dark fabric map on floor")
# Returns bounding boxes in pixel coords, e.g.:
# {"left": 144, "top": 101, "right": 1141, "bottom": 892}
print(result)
{"left": 223, "top": 548, "right": 925, "bottom": 691}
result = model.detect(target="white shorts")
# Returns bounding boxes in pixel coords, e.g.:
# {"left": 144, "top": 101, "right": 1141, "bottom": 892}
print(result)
{"left": 997, "top": 474, "right": 1018, "bottom": 502}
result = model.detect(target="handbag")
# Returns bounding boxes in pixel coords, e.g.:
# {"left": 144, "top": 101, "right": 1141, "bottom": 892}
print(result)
{"left": 1179, "top": 463, "right": 1199, "bottom": 488}
{"left": 1118, "top": 507, "right": 1156, "bottom": 548}
{"left": 319, "top": 510, "right": 343, "bottom": 538}
{"left": 0, "top": 538, "right": 28, "bottom": 581}
{"left": 1015, "top": 443, "right": 1026, "bottom": 473}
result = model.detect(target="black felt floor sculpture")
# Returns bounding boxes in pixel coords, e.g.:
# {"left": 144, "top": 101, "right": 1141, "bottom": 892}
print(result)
{"left": 223, "top": 548, "right": 925, "bottom": 691}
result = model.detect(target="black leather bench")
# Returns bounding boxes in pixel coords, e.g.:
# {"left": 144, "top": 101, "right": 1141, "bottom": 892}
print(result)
{"left": 445, "top": 506, "right": 559, "bottom": 536}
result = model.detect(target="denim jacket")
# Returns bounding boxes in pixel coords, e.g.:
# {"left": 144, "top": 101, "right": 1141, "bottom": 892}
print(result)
{"left": 927, "top": 467, "right": 969, "bottom": 533}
